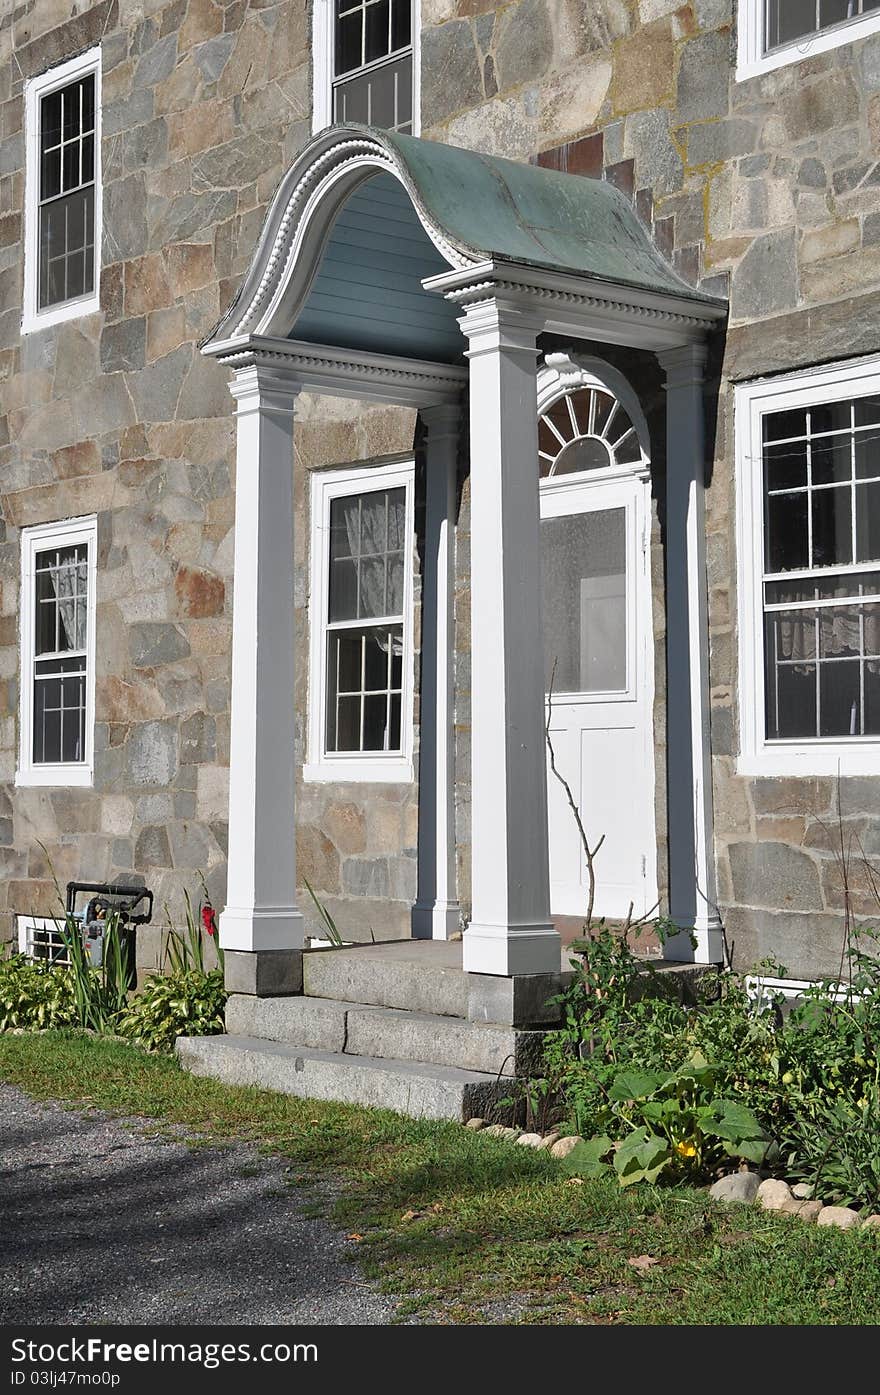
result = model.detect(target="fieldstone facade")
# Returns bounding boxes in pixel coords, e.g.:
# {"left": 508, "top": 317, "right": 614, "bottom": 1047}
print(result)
{"left": 1, "top": 0, "right": 880, "bottom": 977}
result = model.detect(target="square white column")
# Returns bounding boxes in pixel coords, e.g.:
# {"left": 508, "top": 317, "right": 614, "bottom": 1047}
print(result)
{"left": 412, "top": 403, "right": 461, "bottom": 940}
{"left": 660, "top": 343, "right": 724, "bottom": 964}
{"left": 219, "top": 362, "right": 305, "bottom": 966}
{"left": 458, "top": 300, "right": 560, "bottom": 976}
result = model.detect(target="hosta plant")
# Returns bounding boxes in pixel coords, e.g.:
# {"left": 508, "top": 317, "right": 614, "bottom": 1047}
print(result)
{"left": 0, "top": 955, "right": 78, "bottom": 1032}
{"left": 118, "top": 968, "right": 227, "bottom": 1053}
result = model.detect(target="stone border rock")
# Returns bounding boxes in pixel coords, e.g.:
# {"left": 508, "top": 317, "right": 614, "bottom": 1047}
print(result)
{"left": 464, "top": 1119, "right": 880, "bottom": 1232}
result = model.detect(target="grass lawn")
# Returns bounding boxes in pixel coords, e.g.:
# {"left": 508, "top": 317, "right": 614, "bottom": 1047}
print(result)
{"left": 1, "top": 1029, "right": 879, "bottom": 1325}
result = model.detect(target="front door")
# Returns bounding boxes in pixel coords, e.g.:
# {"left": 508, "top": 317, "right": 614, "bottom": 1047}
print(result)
{"left": 541, "top": 471, "right": 658, "bottom": 922}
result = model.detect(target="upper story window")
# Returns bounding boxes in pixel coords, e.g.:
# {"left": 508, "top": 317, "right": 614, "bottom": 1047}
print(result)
{"left": 738, "top": 0, "right": 880, "bottom": 77}
{"left": 736, "top": 359, "right": 880, "bottom": 775}
{"left": 306, "top": 462, "right": 415, "bottom": 783}
{"left": 23, "top": 47, "right": 102, "bottom": 335}
{"left": 312, "top": 0, "right": 416, "bottom": 135}
{"left": 17, "top": 516, "right": 97, "bottom": 789}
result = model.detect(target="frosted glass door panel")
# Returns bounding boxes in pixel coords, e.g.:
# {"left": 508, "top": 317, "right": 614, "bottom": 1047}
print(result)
{"left": 541, "top": 508, "right": 627, "bottom": 693}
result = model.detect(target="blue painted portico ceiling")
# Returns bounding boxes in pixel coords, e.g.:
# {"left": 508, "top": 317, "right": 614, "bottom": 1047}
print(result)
{"left": 291, "top": 173, "right": 465, "bottom": 363}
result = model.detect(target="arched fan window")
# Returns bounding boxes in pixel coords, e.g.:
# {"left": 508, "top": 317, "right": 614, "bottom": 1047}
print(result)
{"left": 538, "top": 385, "right": 644, "bottom": 478}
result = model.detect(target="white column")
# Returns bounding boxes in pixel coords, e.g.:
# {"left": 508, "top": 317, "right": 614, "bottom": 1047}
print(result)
{"left": 459, "top": 300, "right": 560, "bottom": 977}
{"left": 412, "top": 403, "right": 461, "bottom": 940}
{"left": 219, "top": 362, "right": 305, "bottom": 961}
{"left": 660, "top": 343, "right": 723, "bottom": 964}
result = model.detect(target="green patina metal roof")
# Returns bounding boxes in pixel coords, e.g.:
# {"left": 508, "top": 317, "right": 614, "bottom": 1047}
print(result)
{"left": 377, "top": 128, "right": 719, "bottom": 305}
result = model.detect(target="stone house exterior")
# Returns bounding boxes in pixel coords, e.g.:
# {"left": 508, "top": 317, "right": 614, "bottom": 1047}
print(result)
{"left": 2, "top": 0, "right": 880, "bottom": 992}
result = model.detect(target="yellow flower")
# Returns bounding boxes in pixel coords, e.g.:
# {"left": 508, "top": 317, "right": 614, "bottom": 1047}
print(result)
{"left": 676, "top": 1141, "right": 697, "bottom": 1158}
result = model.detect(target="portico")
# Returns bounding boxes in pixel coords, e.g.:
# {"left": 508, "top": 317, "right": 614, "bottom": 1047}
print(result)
{"left": 200, "top": 124, "right": 727, "bottom": 996}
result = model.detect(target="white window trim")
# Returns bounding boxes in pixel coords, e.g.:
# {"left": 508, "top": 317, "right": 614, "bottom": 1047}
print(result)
{"left": 305, "top": 461, "right": 416, "bottom": 783}
{"left": 735, "top": 354, "right": 880, "bottom": 777}
{"left": 16, "top": 514, "right": 98, "bottom": 788}
{"left": 737, "top": 0, "right": 880, "bottom": 80}
{"left": 22, "top": 46, "right": 102, "bottom": 336}
{"left": 311, "top": 0, "right": 420, "bottom": 135}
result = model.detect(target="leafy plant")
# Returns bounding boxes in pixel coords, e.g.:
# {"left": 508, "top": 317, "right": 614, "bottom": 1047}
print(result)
{"left": 303, "top": 877, "right": 346, "bottom": 947}
{"left": 596, "top": 1056, "right": 770, "bottom": 1186}
{"left": 163, "top": 884, "right": 223, "bottom": 975}
{"left": 780, "top": 1080, "right": 880, "bottom": 1210}
{"left": 59, "top": 910, "right": 131, "bottom": 1034}
{"left": 0, "top": 955, "right": 78, "bottom": 1031}
{"left": 118, "top": 968, "right": 227, "bottom": 1053}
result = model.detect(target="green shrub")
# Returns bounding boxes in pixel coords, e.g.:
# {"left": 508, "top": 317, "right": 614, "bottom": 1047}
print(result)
{"left": 0, "top": 955, "right": 78, "bottom": 1031}
{"left": 543, "top": 923, "right": 880, "bottom": 1205}
{"left": 118, "top": 968, "right": 227, "bottom": 1053}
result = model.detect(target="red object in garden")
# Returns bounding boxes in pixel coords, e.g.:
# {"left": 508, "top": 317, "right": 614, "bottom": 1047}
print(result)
{"left": 201, "top": 902, "right": 217, "bottom": 937}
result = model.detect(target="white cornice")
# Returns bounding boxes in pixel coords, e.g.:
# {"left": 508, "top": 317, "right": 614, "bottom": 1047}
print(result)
{"left": 213, "top": 335, "right": 466, "bottom": 407}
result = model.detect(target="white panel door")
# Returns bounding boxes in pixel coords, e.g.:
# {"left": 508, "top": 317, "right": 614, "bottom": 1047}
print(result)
{"left": 541, "top": 475, "right": 658, "bottom": 920}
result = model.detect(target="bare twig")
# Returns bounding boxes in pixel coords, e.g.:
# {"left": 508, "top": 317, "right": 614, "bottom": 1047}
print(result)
{"left": 545, "top": 659, "right": 605, "bottom": 932}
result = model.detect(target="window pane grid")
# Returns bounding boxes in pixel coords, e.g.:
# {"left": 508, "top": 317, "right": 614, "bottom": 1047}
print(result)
{"left": 31, "top": 543, "right": 90, "bottom": 765}
{"left": 324, "top": 486, "right": 407, "bottom": 756}
{"left": 37, "top": 73, "right": 96, "bottom": 311}
{"left": 765, "top": 0, "right": 880, "bottom": 53}
{"left": 333, "top": 0, "right": 412, "bottom": 132}
{"left": 762, "top": 394, "right": 880, "bottom": 740}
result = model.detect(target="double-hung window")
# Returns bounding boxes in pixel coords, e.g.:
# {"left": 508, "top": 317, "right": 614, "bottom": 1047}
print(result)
{"left": 736, "top": 359, "right": 880, "bottom": 775}
{"left": 17, "top": 516, "right": 97, "bottom": 788}
{"left": 307, "top": 464, "right": 414, "bottom": 782}
{"left": 313, "top": 0, "right": 416, "bottom": 134}
{"left": 738, "top": 0, "right": 880, "bottom": 78}
{"left": 23, "top": 47, "right": 102, "bottom": 334}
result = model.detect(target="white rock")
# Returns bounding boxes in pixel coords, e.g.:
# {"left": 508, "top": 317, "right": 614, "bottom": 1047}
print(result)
{"left": 550, "top": 1135, "right": 584, "bottom": 1160}
{"left": 537, "top": 1133, "right": 560, "bottom": 1150}
{"left": 516, "top": 1132, "right": 544, "bottom": 1148}
{"left": 792, "top": 1182, "right": 814, "bottom": 1200}
{"left": 861, "top": 1214, "right": 880, "bottom": 1230}
{"left": 817, "top": 1206, "right": 862, "bottom": 1230}
{"left": 483, "top": 1124, "right": 520, "bottom": 1140}
{"left": 464, "top": 1117, "right": 484, "bottom": 1130}
{"left": 709, "top": 1172, "right": 760, "bottom": 1204}
{"left": 757, "top": 1178, "right": 794, "bottom": 1211}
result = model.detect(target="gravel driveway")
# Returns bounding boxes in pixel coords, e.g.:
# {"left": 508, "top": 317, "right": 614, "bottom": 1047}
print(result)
{"left": 0, "top": 1083, "right": 395, "bottom": 1325}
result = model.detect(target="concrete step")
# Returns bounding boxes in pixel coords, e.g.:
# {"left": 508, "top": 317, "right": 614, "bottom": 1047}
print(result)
{"left": 302, "top": 942, "right": 470, "bottom": 1017}
{"left": 224, "top": 993, "right": 548, "bottom": 1076}
{"left": 176, "top": 1034, "right": 508, "bottom": 1122}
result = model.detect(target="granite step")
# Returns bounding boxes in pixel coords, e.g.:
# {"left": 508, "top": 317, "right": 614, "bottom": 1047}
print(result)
{"left": 175, "top": 1034, "right": 508, "bottom": 1122}
{"left": 224, "top": 993, "right": 549, "bottom": 1076}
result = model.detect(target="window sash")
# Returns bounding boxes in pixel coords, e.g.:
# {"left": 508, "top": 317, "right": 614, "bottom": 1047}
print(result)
{"left": 18, "top": 519, "right": 96, "bottom": 784}
{"left": 23, "top": 48, "right": 101, "bottom": 332}
{"left": 764, "top": 0, "right": 880, "bottom": 53}
{"left": 760, "top": 392, "right": 880, "bottom": 743}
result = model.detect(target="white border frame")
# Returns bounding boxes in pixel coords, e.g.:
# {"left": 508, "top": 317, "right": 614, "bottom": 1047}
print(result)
{"left": 735, "top": 354, "right": 880, "bottom": 776}
{"left": 305, "top": 461, "right": 416, "bottom": 783}
{"left": 22, "top": 45, "right": 102, "bottom": 336}
{"left": 311, "top": 0, "right": 420, "bottom": 135}
{"left": 737, "top": 0, "right": 880, "bottom": 81}
{"left": 16, "top": 514, "right": 98, "bottom": 788}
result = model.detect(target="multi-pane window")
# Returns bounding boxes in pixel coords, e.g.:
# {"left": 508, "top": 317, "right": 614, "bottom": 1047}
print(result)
{"left": 308, "top": 464, "right": 413, "bottom": 781}
{"left": 18, "top": 518, "right": 96, "bottom": 786}
{"left": 24, "top": 49, "right": 101, "bottom": 332}
{"left": 32, "top": 543, "right": 89, "bottom": 763}
{"left": 761, "top": 396, "right": 880, "bottom": 740}
{"left": 325, "top": 488, "right": 406, "bottom": 753}
{"left": 765, "top": 0, "right": 880, "bottom": 50}
{"left": 333, "top": 0, "right": 413, "bottom": 132}
{"left": 38, "top": 73, "right": 96, "bottom": 309}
